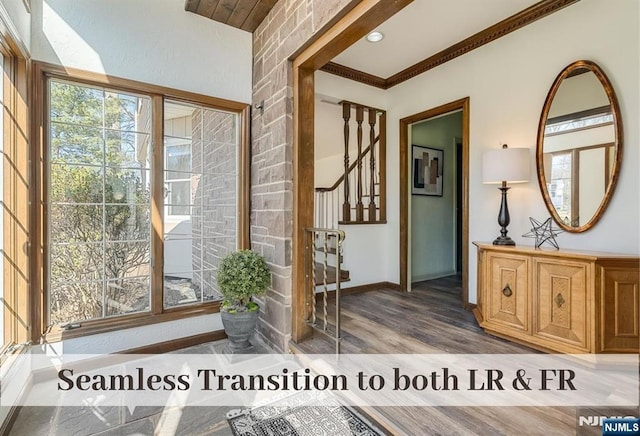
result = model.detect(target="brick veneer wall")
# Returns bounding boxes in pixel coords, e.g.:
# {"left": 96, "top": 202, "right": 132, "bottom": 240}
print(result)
{"left": 251, "top": 0, "right": 354, "bottom": 351}
{"left": 191, "top": 109, "right": 238, "bottom": 298}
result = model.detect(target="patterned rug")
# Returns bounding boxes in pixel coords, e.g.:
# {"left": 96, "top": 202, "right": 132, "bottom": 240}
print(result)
{"left": 226, "top": 392, "right": 384, "bottom": 436}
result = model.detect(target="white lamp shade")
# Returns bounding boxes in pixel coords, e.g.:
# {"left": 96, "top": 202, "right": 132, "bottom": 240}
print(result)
{"left": 482, "top": 147, "right": 530, "bottom": 184}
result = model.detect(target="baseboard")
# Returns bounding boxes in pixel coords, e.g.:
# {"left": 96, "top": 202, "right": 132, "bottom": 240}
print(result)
{"left": 380, "top": 281, "right": 401, "bottom": 291}
{"left": 118, "top": 330, "right": 227, "bottom": 354}
{"left": 411, "top": 270, "right": 457, "bottom": 283}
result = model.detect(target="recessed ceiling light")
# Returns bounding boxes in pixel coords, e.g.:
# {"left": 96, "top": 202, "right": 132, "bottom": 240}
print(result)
{"left": 366, "top": 31, "right": 384, "bottom": 43}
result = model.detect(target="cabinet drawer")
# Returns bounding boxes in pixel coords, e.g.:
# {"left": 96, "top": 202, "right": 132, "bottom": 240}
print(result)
{"left": 485, "top": 254, "right": 529, "bottom": 333}
{"left": 533, "top": 260, "right": 589, "bottom": 351}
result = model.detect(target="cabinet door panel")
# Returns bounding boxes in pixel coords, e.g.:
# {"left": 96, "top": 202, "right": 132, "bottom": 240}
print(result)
{"left": 486, "top": 254, "right": 529, "bottom": 332}
{"left": 534, "top": 260, "right": 589, "bottom": 350}
{"left": 600, "top": 267, "right": 639, "bottom": 352}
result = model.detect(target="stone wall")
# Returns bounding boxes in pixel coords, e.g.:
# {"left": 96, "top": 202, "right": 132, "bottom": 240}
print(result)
{"left": 251, "top": 0, "right": 354, "bottom": 351}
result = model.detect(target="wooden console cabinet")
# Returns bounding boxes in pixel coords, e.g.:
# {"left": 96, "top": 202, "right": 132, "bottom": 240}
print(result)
{"left": 473, "top": 242, "right": 639, "bottom": 353}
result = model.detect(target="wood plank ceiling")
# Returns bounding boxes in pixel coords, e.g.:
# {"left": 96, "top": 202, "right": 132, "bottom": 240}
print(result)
{"left": 185, "top": 0, "right": 277, "bottom": 32}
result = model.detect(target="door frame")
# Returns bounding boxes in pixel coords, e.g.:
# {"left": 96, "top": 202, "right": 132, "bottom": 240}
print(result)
{"left": 290, "top": 0, "right": 413, "bottom": 343}
{"left": 399, "top": 98, "right": 470, "bottom": 306}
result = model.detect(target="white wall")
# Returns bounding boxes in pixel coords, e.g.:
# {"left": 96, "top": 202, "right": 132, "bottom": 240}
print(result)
{"left": 314, "top": 97, "right": 367, "bottom": 187}
{"left": 544, "top": 124, "right": 614, "bottom": 152}
{"left": 384, "top": 0, "right": 639, "bottom": 302}
{"left": 0, "top": 0, "right": 30, "bottom": 54}
{"left": 41, "top": 313, "right": 223, "bottom": 354}
{"left": 316, "top": 0, "right": 639, "bottom": 302}
{"left": 410, "top": 112, "right": 462, "bottom": 282}
{"left": 579, "top": 147, "right": 606, "bottom": 221}
{"left": 31, "top": 0, "right": 252, "bottom": 103}
{"left": 548, "top": 72, "right": 609, "bottom": 117}
{"left": 26, "top": 0, "right": 252, "bottom": 353}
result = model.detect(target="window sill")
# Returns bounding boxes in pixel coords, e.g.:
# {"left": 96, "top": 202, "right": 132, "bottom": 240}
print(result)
{"left": 42, "top": 301, "right": 221, "bottom": 343}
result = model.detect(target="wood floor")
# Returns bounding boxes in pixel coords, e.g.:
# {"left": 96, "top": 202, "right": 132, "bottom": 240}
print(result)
{"left": 8, "top": 277, "right": 614, "bottom": 435}
{"left": 293, "top": 276, "right": 588, "bottom": 436}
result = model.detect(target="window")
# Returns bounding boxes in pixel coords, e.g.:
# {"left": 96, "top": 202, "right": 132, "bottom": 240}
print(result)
{"left": 0, "top": 39, "right": 29, "bottom": 358}
{"left": 544, "top": 108, "right": 613, "bottom": 136}
{"left": 162, "top": 100, "right": 238, "bottom": 309}
{"left": 165, "top": 143, "right": 192, "bottom": 217}
{"left": 0, "top": 50, "right": 5, "bottom": 353}
{"left": 35, "top": 64, "right": 249, "bottom": 338}
{"left": 548, "top": 152, "right": 573, "bottom": 225}
{"left": 48, "top": 80, "right": 153, "bottom": 324}
{"left": 546, "top": 144, "right": 613, "bottom": 228}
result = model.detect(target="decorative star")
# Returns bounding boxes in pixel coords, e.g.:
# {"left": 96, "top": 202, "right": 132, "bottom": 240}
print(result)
{"left": 522, "top": 217, "right": 564, "bottom": 249}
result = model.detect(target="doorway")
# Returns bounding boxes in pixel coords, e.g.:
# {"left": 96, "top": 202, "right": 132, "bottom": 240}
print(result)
{"left": 399, "top": 98, "right": 469, "bottom": 306}
{"left": 290, "top": 1, "right": 412, "bottom": 343}
{"left": 409, "top": 111, "right": 464, "bottom": 284}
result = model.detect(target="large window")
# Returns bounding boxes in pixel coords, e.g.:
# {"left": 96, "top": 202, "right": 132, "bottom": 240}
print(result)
{"left": 37, "top": 65, "right": 249, "bottom": 337}
{"left": 48, "top": 80, "right": 153, "bottom": 324}
{"left": 0, "top": 39, "right": 29, "bottom": 358}
{"left": 162, "top": 101, "right": 238, "bottom": 309}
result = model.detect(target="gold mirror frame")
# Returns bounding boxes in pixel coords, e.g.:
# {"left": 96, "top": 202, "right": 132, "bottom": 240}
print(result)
{"left": 536, "top": 60, "right": 623, "bottom": 233}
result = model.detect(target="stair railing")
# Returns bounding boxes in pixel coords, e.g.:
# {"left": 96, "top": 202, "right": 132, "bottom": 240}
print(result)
{"left": 304, "top": 227, "right": 346, "bottom": 354}
{"left": 315, "top": 101, "right": 386, "bottom": 227}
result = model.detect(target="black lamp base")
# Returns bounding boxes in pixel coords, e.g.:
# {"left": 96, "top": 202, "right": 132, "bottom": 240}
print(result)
{"left": 493, "top": 183, "right": 517, "bottom": 246}
{"left": 493, "top": 236, "right": 516, "bottom": 246}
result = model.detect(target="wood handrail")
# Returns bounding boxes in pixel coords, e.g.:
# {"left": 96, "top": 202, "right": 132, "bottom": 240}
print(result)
{"left": 315, "top": 135, "right": 379, "bottom": 193}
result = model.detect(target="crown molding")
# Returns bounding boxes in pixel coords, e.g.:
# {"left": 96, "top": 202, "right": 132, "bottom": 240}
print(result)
{"left": 320, "top": 0, "right": 580, "bottom": 89}
{"left": 321, "top": 62, "right": 388, "bottom": 89}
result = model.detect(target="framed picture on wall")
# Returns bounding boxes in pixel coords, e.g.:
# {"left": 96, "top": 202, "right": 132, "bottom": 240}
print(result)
{"left": 412, "top": 145, "right": 443, "bottom": 196}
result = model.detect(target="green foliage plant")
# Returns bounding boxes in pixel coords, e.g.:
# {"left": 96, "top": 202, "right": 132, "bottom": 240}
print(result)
{"left": 217, "top": 250, "right": 271, "bottom": 313}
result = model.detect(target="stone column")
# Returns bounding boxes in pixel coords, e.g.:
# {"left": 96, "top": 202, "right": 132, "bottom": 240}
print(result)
{"left": 251, "top": 0, "right": 354, "bottom": 351}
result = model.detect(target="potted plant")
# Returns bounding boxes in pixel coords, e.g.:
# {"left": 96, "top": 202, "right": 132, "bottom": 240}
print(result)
{"left": 217, "top": 249, "right": 271, "bottom": 353}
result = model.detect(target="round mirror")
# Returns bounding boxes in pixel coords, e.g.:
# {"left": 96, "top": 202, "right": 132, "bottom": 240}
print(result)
{"left": 536, "top": 60, "right": 623, "bottom": 233}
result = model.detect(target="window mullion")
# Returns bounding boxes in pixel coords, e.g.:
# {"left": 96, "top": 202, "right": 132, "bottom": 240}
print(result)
{"left": 199, "top": 110, "right": 204, "bottom": 303}
{"left": 151, "top": 95, "right": 164, "bottom": 315}
{"left": 101, "top": 89, "right": 107, "bottom": 318}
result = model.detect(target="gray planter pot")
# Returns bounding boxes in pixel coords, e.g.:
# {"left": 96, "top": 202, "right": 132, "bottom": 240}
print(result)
{"left": 221, "top": 308, "right": 259, "bottom": 354}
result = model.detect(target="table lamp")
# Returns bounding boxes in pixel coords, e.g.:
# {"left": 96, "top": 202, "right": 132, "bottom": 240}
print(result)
{"left": 482, "top": 144, "right": 530, "bottom": 245}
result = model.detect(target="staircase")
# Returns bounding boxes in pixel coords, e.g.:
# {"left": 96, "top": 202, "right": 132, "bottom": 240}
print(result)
{"left": 315, "top": 101, "right": 387, "bottom": 229}
{"left": 304, "top": 101, "right": 387, "bottom": 353}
